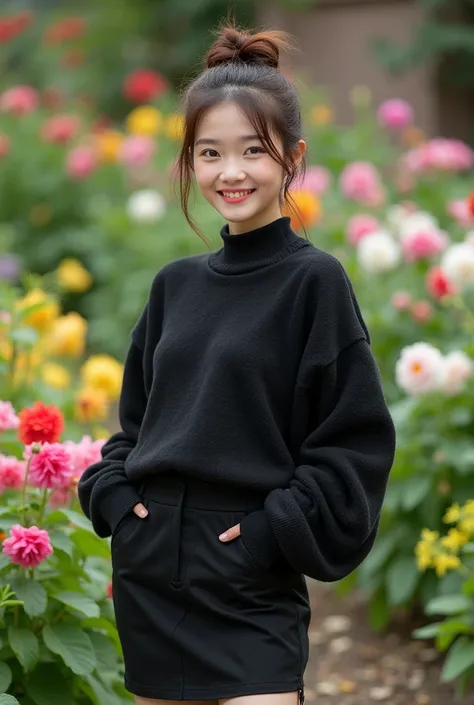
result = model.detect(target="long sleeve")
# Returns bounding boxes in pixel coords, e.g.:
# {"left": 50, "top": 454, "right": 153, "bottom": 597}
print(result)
{"left": 239, "top": 258, "right": 396, "bottom": 582}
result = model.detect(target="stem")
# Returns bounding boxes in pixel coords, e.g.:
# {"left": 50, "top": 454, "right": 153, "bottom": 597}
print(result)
{"left": 37, "top": 487, "right": 49, "bottom": 526}
{"left": 20, "top": 454, "right": 33, "bottom": 526}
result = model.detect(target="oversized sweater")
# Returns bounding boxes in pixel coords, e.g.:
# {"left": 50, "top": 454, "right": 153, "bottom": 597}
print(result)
{"left": 77, "top": 216, "right": 396, "bottom": 582}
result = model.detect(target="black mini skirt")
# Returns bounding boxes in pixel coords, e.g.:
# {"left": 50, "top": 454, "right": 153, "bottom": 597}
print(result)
{"left": 111, "top": 471, "right": 311, "bottom": 701}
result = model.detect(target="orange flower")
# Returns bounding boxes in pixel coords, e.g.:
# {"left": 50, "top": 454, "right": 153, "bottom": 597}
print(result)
{"left": 283, "top": 190, "right": 321, "bottom": 231}
{"left": 18, "top": 401, "right": 64, "bottom": 445}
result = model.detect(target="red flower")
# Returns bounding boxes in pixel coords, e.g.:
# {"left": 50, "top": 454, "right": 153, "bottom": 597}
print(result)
{"left": 426, "top": 266, "right": 457, "bottom": 300}
{"left": 468, "top": 191, "right": 474, "bottom": 218}
{"left": 44, "top": 17, "right": 86, "bottom": 45}
{"left": 18, "top": 402, "right": 64, "bottom": 445}
{"left": 106, "top": 581, "right": 113, "bottom": 599}
{"left": 41, "top": 114, "right": 80, "bottom": 143}
{"left": 0, "top": 12, "right": 33, "bottom": 44}
{"left": 123, "top": 69, "right": 168, "bottom": 103}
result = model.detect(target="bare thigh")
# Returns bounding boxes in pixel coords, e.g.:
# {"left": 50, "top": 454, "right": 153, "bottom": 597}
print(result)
{"left": 220, "top": 693, "right": 300, "bottom": 705}
{"left": 135, "top": 700, "right": 218, "bottom": 705}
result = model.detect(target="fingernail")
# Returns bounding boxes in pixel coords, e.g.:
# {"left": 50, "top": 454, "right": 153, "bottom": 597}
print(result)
{"left": 219, "top": 532, "right": 228, "bottom": 541}
{"left": 139, "top": 509, "right": 147, "bottom": 518}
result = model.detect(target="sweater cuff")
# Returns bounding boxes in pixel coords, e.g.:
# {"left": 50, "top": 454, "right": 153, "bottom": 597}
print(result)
{"left": 99, "top": 483, "right": 142, "bottom": 535}
{"left": 239, "top": 509, "right": 283, "bottom": 571}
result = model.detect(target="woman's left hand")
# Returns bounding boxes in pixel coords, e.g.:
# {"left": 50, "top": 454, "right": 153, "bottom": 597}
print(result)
{"left": 219, "top": 523, "right": 241, "bottom": 542}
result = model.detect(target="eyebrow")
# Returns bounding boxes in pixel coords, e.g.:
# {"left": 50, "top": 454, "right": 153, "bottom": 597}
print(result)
{"left": 194, "top": 134, "right": 261, "bottom": 147}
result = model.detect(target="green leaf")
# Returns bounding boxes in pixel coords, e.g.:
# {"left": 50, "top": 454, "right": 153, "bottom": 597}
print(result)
{"left": 70, "top": 529, "right": 110, "bottom": 559}
{"left": 52, "top": 591, "right": 100, "bottom": 619}
{"left": 425, "top": 594, "right": 471, "bottom": 616}
{"left": 47, "top": 530, "right": 74, "bottom": 555}
{"left": 368, "top": 587, "right": 390, "bottom": 631}
{"left": 412, "top": 622, "right": 442, "bottom": 639}
{"left": 0, "top": 554, "right": 12, "bottom": 571}
{"left": 60, "top": 509, "right": 95, "bottom": 532}
{"left": 441, "top": 637, "right": 474, "bottom": 682}
{"left": 386, "top": 556, "right": 419, "bottom": 606}
{"left": 88, "top": 631, "right": 119, "bottom": 674}
{"left": 25, "top": 663, "right": 75, "bottom": 705}
{"left": 0, "top": 695, "right": 20, "bottom": 705}
{"left": 42, "top": 623, "right": 96, "bottom": 676}
{"left": 0, "top": 662, "right": 12, "bottom": 693}
{"left": 9, "top": 576, "right": 47, "bottom": 617}
{"left": 8, "top": 627, "right": 38, "bottom": 672}
{"left": 84, "top": 674, "right": 123, "bottom": 705}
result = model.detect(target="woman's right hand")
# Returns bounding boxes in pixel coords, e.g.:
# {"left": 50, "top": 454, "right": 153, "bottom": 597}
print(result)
{"left": 133, "top": 503, "right": 149, "bottom": 518}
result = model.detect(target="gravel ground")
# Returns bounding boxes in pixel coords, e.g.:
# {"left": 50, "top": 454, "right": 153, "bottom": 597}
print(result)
{"left": 305, "top": 580, "right": 474, "bottom": 705}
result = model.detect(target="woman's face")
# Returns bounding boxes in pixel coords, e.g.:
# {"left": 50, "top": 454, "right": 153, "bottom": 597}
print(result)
{"left": 193, "top": 101, "right": 298, "bottom": 235}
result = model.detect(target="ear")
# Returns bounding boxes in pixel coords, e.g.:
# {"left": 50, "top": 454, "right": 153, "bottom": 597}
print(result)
{"left": 292, "top": 139, "right": 306, "bottom": 169}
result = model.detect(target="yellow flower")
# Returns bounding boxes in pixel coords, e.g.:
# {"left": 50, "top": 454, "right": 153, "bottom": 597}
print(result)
{"left": 81, "top": 354, "right": 123, "bottom": 400}
{"left": 310, "top": 105, "right": 334, "bottom": 126}
{"left": 47, "top": 312, "right": 87, "bottom": 357}
{"left": 42, "top": 363, "right": 71, "bottom": 390}
{"left": 75, "top": 387, "right": 109, "bottom": 423}
{"left": 283, "top": 190, "right": 321, "bottom": 231}
{"left": 95, "top": 130, "right": 124, "bottom": 163}
{"left": 56, "top": 258, "right": 92, "bottom": 293}
{"left": 17, "top": 289, "right": 60, "bottom": 333}
{"left": 126, "top": 106, "right": 163, "bottom": 136}
{"left": 443, "top": 503, "right": 461, "bottom": 524}
{"left": 421, "top": 528, "right": 439, "bottom": 543}
{"left": 92, "top": 426, "right": 110, "bottom": 441}
{"left": 459, "top": 516, "right": 474, "bottom": 535}
{"left": 415, "top": 538, "right": 436, "bottom": 570}
{"left": 463, "top": 500, "right": 474, "bottom": 517}
{"left": 440, "top": 528, "right": 469, "bottom": 553}
{"left": 164, "top": 113, "right": 185, "bottom": 141}
{"left": 12, "top": 347, "right": 43, "bottom": 385}
{"left": 432, "top": 553, "right": 461, "bottom": 577}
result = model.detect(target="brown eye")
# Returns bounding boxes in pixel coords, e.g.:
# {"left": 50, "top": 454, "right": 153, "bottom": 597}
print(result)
{"left": 201, "top": 149, "right": 219, "bottom": 158}
{"left": 246, "top": 146, "right": 265, "bottom": 155}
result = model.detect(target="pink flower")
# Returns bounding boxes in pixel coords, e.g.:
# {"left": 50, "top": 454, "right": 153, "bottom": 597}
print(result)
{"left": 62, "top": 435, "right": 105, "bottom": 478}
{"left": 447, "top": 199, "right": 474, "bottom": 228}
{"left": 411, "top": 300, "right": 433, "bottom": 323}
{"left": 49, "top": 486, "right": 74, "bottom": 508}
{"left": 119, "top": 135, "right": 155, "bottom": 167}
{"left": 346, "top": 214, "right": 380, "bottom": 246}
{"left": 291, "top": 165, "right": 332, "bottom": 196}
{"left": 400, "top": 227, "right": 449, "bottom": 263}
{"left": 391, "top": 291, "right": 412, "bottom": 311}
{"left": 403, "top": 139, "right": 473, "bottom": 174}
{"left": 339, "top": 162, "right": 385, "bottom": 206}
{"left": 41, "top": 114, "right": 80, "bottom": 144}
{"left": 0, "top": 455, "right": 25, "bottom": 490}
{"left": 377, "top": 99, "right": 413, "bottom": 131}
{"left": 2, "top": 524, "right": 53, "bottom": 568}
{"left": 0, "top": 401, "right": 19, "bottom": 432}
{"left": 0, "top": 86, "right": 39, "bottom": 115}
{"left": 66, "top": 145, "right": 97, "bottom": 179}
{"left": 426, "top": 266, "right": 457, "bottom": 300}
{"left": 26, "top": 442, "right": 72, "bottom": 489}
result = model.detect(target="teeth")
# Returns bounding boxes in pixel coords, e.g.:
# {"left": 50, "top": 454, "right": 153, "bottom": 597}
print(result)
{"left": 221, "top": 191, "right": 253, "bottom": 199}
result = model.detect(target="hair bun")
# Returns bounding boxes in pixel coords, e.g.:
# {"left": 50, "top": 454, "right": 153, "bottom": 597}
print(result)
{"left": 206, "top": 25, "right": 293, "bottom": 71}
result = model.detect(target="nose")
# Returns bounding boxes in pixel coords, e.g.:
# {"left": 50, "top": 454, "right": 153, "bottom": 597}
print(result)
{"left": 219, "top": 161, "right": 246, "bottom": 184}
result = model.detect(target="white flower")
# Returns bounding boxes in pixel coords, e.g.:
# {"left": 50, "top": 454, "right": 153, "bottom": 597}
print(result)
{"left": 126, "top": 189, "right": 166, "bottom": 223}
{"left": 465, "top": 230, "right": 474, "bottom": 247}
{"left": 395, "top": 342, "right": 446, "bottom": 396}
{"left": 386, "top": 204, "right": 413, "bottom": 233}
{"left": 442, "top": 351, "right": 473, "bottom": 395}
{"left": 397, "top": 211, "right": 439, "bottom": 239}
{"left": 440, "top": 242, "right": 474, "bottom": 288}
{"left": 357, "top": 231, "right": 400, "bottom": 273}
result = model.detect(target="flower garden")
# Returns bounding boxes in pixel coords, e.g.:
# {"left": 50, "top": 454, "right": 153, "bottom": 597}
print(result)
{"left": 1, "top": 8, "right": 474, "bottom": 705}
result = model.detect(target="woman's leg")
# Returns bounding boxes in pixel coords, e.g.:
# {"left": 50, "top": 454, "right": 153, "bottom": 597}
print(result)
{"left": 220, "top": 693, "right": 300, "bottom": 705}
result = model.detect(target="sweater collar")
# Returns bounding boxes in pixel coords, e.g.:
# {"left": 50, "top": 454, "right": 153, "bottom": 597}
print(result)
{"left": 208, "top": 216, "right": 310, "bottom": 275}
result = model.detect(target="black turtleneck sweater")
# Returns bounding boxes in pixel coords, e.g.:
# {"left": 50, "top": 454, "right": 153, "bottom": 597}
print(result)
{"left": 78, "top": 216, "right": 396, "bottom": 582}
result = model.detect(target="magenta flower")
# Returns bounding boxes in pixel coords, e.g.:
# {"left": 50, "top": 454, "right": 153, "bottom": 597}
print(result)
{"left": 377, "top": 99, "right": 413, "bottom": 131}
{"left": 0, "top": 401, "right": 19, "bottom": 432}
{"left": 447, "top": 199, "right": 474, "bottom": 228}
{"left": 63, "top": 435, "right": 105, "bottom": 478}
{"left": 400, "top": 227, "right": 449, "bottom": 263}
{"left": 291, "top": 165, "right": 332, "bottom": 196}
{"left": 119, "top": 135, "right": 155, "bottom": 167}
{"left": 339, "top": 162, "right": 385, "bottom": 207}
{"left": 0, "top": 454, "right": 25, "bottom": 490}
{"left": 346, "top": 214, "right": 380, "bottom": 246}
{"left": 26, "top": 442, "right": 73, "bottom": 489}
{"left": 403, "top": 139, "right": 473, "bottom": 174}
{"left": 49, "top": 486, "right": 74, "bottom": 508}
{"left": 2, "top": 524, "right": 53, "bottom": 568}
{"left": 66, "top": 145, "right": 97, "bottom": 179}
{"left": 0, "top": 85, "right": 39, "bottom": 115}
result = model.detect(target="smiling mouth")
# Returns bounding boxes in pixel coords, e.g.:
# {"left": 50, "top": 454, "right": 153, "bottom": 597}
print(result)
{"left": 217, "top": 189, "right": 256, "bottom": 203}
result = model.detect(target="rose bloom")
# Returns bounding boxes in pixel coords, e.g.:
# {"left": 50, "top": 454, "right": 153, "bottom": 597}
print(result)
{"left": 440, "top": 242, "right": 474, "bottom": 289}
{"left": 391, "top": 291, "right": 412, "bottom": 311}
{"left": 18, "top": 401, "right": 64, "bottom": 445}
{"left": 442, "top": 351, "right": 473, "bottom": 396}
{"left": 357, "top": 231, "right": 400, "bottom": 273}
{"left": 395, "top": 342, "right": 446, "bottom": 396}
{"left": 0, "top": 85, "right": 39, "bottom": 115}
{"left": 26, "top": 442, "right": 72, "bottom": 489}
{"left": 400, "top": 226, "right": 449, "bottom": 263}
{"left": 2, "top": 524, "right": 53, "bottom": 568}
{"left": 426, "top": 266, "right": 457, "bottom": 300}
{"left": 123, "top": 69, "right": 168, "bottom": 103}
{"left": 346, "top": 214, "right": 380, "bottom": 246}
{"left": 403, "top": 139, "right": 473, "bottom": 174}
{"left": 411, "top": 300, "right": 433, "bottom": 323}
{"left": 66, "top": 145, "right": 97, "bottom": 179}
{"left": 0, "top": 455, "right": 25, "bottom": 490}
{"left": 339, "top": 162, "right": 385, "bottom": 206}
{"left": 119, "top": 135, "right": 155, "bottom": 167}
{"left": 377, "top": 98, "right": 413, "bottom": 131}
{"left": 41, "top": 114, "right": 80, "bottom": 144}
{"left": 290, "top": 165, "right": 332, "bottom": 196}
{"left": 0, "top": 401, "right": 19, "bottom": 432}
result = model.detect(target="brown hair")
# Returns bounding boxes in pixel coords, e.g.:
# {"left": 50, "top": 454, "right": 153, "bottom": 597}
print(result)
{"left": 176, "top": 20, "right": 307, "bottom": 245}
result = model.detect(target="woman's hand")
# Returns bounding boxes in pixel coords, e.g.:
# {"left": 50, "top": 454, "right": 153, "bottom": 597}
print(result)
{"left": 133, "top": 503, "right": 148, "bottom": 518}
{"left": 219, "top": 523, "right": 241, "bottom": 542}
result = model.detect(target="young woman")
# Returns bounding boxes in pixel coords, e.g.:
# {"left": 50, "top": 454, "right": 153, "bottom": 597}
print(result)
{"left": 78, "top": 22, "right": 396, "bottom": 705}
